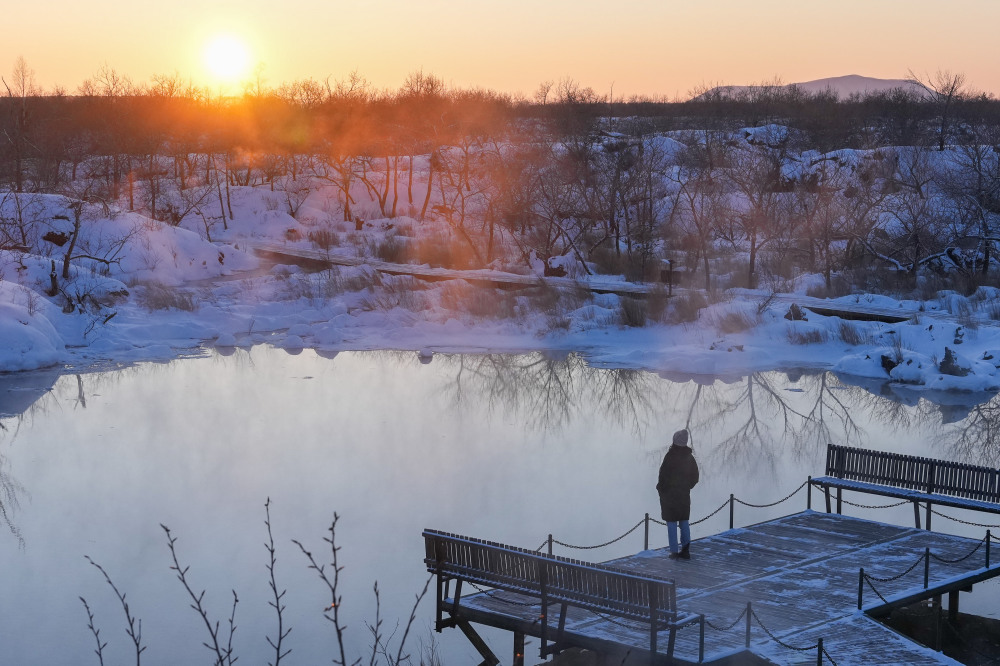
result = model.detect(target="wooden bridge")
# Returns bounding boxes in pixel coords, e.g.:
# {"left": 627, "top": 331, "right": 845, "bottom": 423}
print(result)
{"left": 423, "top": 445, "right": 1000, "bottom": 665}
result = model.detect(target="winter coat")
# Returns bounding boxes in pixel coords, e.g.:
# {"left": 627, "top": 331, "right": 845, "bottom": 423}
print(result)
{"left": 656, "top": 445, "right": 700, "bottom": 522}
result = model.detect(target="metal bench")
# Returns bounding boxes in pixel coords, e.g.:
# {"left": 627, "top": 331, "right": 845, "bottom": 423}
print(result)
{"left": 811, "top": 444, "right": 1000, "bottom": 529}
{"left": 423, "top": 529, "right": 704, "bottom": 665}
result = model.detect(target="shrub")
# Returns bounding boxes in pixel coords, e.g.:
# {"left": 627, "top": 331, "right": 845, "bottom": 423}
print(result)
{"left": 618, "top": 297, "right": 647, "bottom": 327}
{"left": 786, "top": 326, "right": 826, "bottom": 345}
{"left": 837, "top": 320, "right": 868, "bottom": 346}
{"left": 138, "top": 283, "right": 195, "bottom": 311}
{"left": 439, "top": 281, "right": 519, "bottom": 319}
{"left": 308, "top": 229, "right": 340, "bottom": 252}
{"left": 714, "top": 309, "right": 760, "bottom": 334}
{"left": 367, "top": 234, "right": 408, "bottom": 264}
{"left": 646, "top": 285, "right": 670, "bottom": 323}
{"left": 666, "top": 291, "right": 708, "bottom": 324}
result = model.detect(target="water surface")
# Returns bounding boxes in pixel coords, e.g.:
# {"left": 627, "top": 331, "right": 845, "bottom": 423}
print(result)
{"left": 1, "top": 349, "right": 998, "bottom": 665}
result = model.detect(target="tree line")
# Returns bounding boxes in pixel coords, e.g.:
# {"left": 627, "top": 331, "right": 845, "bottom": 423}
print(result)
{"left": 4, "top": 59, "right": 1000, "bottom": 294}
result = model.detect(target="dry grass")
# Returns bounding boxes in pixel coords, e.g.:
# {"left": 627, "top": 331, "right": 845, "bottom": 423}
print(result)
{"left": 618, "top": 297, "right": 648, "bottom": 327}
{"left": 438, "top": 280, "right": 519, "bottom": 319}
{"left": 714, "top": 308, "right": 760, "bottom": 334}
{"left": 137, "top": 282, "right": 195, "bottom": 311}
{"left": 666, "top": 291, "right": 707, "bottom": 324}
{"left": 786, "top": 326, "right": 827, "bottom": 345}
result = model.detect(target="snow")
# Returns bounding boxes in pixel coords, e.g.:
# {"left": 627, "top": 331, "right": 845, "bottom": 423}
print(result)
{"left": 4, "top": 182, "right": 1000, "bottom": 406}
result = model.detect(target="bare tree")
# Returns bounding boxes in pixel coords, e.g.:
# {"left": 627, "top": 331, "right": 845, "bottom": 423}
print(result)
{"left": 906, "top": 69, "right": 967, "bottom": 151}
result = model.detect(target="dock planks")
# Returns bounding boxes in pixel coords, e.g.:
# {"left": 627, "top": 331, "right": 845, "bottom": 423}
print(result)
{"left": 457, "top": 511, "right": 995, "bottom": 664}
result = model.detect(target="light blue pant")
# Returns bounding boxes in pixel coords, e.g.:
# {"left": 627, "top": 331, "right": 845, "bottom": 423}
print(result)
{"left": 667, "top": 521, "right": 691, "bottom": 554}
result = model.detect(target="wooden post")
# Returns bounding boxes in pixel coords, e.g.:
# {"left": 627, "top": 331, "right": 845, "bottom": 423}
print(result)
{"left": 926, "top": 501, "right": 933, "bottom": 531}
{"left": 547, "top": 534, "right": 553, "bottom": 556}
{"left": 745, "top": 601, "right": 752, "bottom": 648}
{"left": 913, "top": 500, "right": 922, "bottom": 529}
{"left": 539, "top": 562, "right": 549, "bottom": 658}
{"left": 729, "top": 494, "right": 735, "bottom": 529}
{"left": 987, "top": 530, "right": 992, "bottom": 568}
{"left": 948, "top": 590, "right": 960, "bottom": 624}
{"left": 858, "top": 568, "right": 864, "bottom": 610}
{"left": 824, "top": 486, "right": 831, "bottom": 513}
{"left": 807, "top": 476, "right": 812, "bottom": 510}
{"left": 699, "top": 614, "right": 705, "bottom": 662}
{"left": 836, "top": 487, "right": 842, "bottom": 515}
{"left": 817, "top": 637, "right": 823, "bottom": 665}
{"left": 933, "top": 595, "right": 942, "bottom": 652}
{"left": 644, "top": 513, "right": 650, "bottom": 551}
{"left": 513, "top": 631, "right": 525, "bottom": 666}
{"left": 649, "top": 582, "right": 659, "bottom": 664}
{"left": 924, "top": 548, "right": 931, "bottom": 589}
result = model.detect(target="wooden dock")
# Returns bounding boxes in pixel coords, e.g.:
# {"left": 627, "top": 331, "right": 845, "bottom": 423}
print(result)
{"left": 449, "top": 511, "right": 997, "bottom": 664}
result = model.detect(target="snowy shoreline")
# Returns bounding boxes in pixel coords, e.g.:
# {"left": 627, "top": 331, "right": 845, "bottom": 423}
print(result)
{"left": 4, "top": 192, "right": 1000, "bottom": 406}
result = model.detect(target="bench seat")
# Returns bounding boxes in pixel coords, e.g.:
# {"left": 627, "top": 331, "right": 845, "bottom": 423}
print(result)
{"left": 812, "top": 475, "right": 1000, "bottom": 515}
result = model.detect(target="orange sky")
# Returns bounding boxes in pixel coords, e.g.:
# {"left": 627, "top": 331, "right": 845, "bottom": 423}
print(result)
{"left": 6, "top": 0, "right": 1000, "bottom": 98}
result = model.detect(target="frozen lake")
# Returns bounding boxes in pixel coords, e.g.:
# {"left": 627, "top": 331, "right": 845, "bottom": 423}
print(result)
{"left": 1, "top": 348, "right": 999, "bottom": 665}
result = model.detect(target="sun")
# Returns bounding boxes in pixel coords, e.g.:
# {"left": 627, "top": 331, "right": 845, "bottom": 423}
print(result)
{"left": 203, "top": 35, "right": 251, "bottom": 85}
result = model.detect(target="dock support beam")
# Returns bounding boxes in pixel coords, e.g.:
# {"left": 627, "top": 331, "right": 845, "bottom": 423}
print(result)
{"left": 457, "top": 618, "right": 500, "bottom": 666}
{"left": 513, "top": 631, "right": 525, "bottom": 666}
{"left": 948, "top": 590, "right": 960, "bottom": 624}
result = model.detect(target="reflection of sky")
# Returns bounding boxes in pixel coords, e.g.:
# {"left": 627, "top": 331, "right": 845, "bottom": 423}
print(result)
{"left": 0, "top": 349, "right": 998, "bottom": 665}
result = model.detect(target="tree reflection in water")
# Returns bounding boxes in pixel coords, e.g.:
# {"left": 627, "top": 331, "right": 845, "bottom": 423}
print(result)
{"left": 432, "top": 352, "right": 1000, "bottom": 471}
{"left": 437, "top": 353, "right": 657, "bottom": 435}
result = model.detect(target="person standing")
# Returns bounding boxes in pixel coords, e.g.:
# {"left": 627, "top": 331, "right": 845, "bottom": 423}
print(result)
{"left": 656, "top": 429, "right": 700, "bottom": 559}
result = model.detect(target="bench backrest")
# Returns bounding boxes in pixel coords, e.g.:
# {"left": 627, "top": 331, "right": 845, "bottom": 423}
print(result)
{"left": 826, "top": 444, "right": 1000, "bottom": 503}
{"left": 423, "top": 529, "right": 678, "bottom": 624}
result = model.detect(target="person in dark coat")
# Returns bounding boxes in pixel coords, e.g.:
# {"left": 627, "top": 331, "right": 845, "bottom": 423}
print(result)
{"left": 656, "top": 429, "right": 700, "bottom": 559}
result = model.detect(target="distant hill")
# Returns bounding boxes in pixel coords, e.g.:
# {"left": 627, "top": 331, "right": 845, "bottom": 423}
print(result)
{"left": 696, "top": 75, "right": 926, "bottom": 101}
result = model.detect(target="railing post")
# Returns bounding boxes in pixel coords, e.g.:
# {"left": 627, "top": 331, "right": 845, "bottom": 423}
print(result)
{"left": 817, "top": 637, "right": 824, "bottom": 665}
{"left": 729, "top": 494, "right": 735, "bottom": 529}
{"left": 547, "top": 534, "right": 553, "bottom": 556}
{"left": 807, "top": 476, "right": 812, "bottom": 510}
{"left": 644, "top": 513, "right": 650, "bottom": 551}
{"left": 987, "top": 530, "right": 992, "bottom": 568}
{"left": 857, "top": 568, "right": 864, "bottom": 610}
{"left": 699, "top": 614, "right": 705, "bottom": 663}
{"left": 648, "top": 582, "right": 659, "bottom": 663}
{"left": 745, "top": 601, "right": 752, "bottom": 648}
{"left": 924, "top": 547, "right": 931, "bottom": 588}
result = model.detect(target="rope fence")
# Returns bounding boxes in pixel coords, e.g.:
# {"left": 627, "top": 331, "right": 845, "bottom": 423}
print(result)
{"left": 858, "top": 530, "right": 994, "bottom": 610}
{"left": 543, "top": 481, "right": 812, "bottom": 554}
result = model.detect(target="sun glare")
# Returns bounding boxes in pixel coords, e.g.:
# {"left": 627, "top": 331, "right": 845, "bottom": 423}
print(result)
{"left": 203, "top": 35, "right": 251, "bottom": 85}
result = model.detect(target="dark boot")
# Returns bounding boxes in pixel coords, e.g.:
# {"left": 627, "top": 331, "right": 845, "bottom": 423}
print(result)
{"left": 678, "top": 543, "right": 691, "bottom": 559}
{"left": 668, "top": 551, "right": 680, "bottom": 560}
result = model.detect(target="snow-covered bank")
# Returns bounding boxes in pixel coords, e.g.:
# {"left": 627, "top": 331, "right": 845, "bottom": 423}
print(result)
{"left": 4, "top": 191, "right": 1000, "bottom": 406}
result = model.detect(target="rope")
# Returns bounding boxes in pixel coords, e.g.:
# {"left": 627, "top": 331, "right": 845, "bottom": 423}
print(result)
{"left": 863, "top": 576, "right": 893, "bottom": 606}
{"left": 690, "top": 498, "right": 731, "bottom": 526}
{"left": 839, "top": 497, "right": 910, "bottom": 509}
{"left": 468, "top": 582, "right": 539, "bottom": 608}
{"left": 551, "top": 519, "right": 645, "bottom": 551}
{"left": 734, "top": 481, "right": 808, "bottom": 508}
{"left": 929, "top": 508, "right": 1000, "bottom": 529}
{"left": 863, "top": 553, "right": 926, "bottom": 583}
{"left": 749, "top": 607, "right": 822, "bottom": 653}
{"left": 705, "top": 606, "right": 747, "bottom": 632}
{"left": 928, "top": 535, "right": 988, "bottom": 564}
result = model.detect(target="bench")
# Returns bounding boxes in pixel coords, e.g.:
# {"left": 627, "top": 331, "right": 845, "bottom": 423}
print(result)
{"left": 423, "top": 529, "right": 703, "bottom": 665}
{"left": 811, "top": 444, "right": 1000, "bottom": 529}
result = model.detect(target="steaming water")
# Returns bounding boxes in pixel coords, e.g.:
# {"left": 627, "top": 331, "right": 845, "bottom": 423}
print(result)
{"left": 1, "top": 349, "right": 998, "bottom": 665}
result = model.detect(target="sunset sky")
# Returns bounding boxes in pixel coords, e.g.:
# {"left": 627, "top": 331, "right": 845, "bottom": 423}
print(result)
{"left": 6, "top": 0, "right": 999, "bottom": 98}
